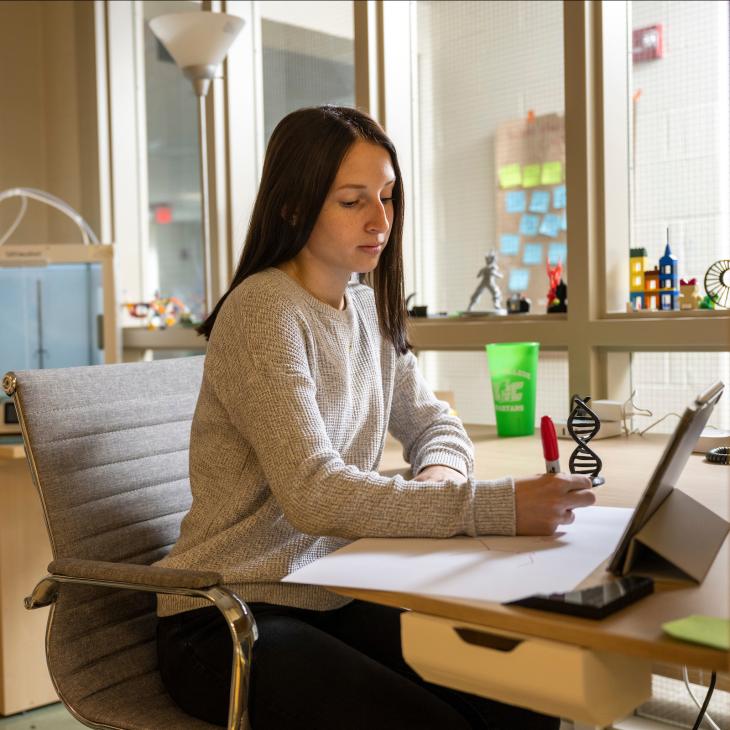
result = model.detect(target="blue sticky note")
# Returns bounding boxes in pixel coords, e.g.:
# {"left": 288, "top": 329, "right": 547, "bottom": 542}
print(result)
{"left": 509, "top": 268, "right": 530, "bottom": 292}
{"left": 548, "top": 242, "right": 567, "bottom": 265}
{"left": 505, "top": 190, "right": 526, "bottom": 213}
{"left": 561, "top": 210, "right": 567, "bottom": 230}
{"left": 553, "top": 185, "right": 566, "bottom": 209}
{"left": 539, "top": 213, "right": 561, "bottom": 238}
{"left": 499, "top": 234, "right": 521, "bottom": 256}
{"left": 522, "top": 243, "right": 543, "bottom": 265}
{"left": 528, "top": 190, "right": 550, "bottom": 214}
{"left": 519, "top": 214, "right": 540, "bottom": 236}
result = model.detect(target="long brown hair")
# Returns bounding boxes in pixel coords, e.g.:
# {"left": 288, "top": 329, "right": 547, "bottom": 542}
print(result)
{"left": 197, "top": 105, "right": 409, "bottom": 354}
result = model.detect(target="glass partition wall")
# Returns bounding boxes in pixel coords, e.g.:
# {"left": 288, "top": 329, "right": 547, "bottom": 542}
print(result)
{"left": 143, "top": 0, "right": 205, "bottom": 322}
{"left": 410, "top": 0, "right": 570, "bottom": 425}
{"left": 384, "top": 0, "right": 729, "bottom": 430}
{"left": 111, "top": 0, "right": 354, "bottom": 333}
{"left": 105, "top": 0, "right": 729, "bottom": 430}
{"left": 259, "top": 0, "right": 355, "bottom": 146}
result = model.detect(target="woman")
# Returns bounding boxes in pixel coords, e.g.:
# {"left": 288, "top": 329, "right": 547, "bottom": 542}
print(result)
{"left": 156, "top": 105, "right": 594, "bottom": 729}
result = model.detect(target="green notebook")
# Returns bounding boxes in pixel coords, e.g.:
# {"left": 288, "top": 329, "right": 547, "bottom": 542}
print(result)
{"left": 662, "top": 615, "right": 730, "bottom": 651}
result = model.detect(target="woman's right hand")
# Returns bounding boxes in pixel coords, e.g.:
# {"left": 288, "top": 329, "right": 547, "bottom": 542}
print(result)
{"left": 514, "top": 473, "right": 595, "bottom": 535}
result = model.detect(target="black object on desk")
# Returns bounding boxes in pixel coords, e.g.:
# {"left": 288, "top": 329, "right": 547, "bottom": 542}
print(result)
{"left": 507, "top": 576, "right": 654, "bottom": 619}
{"left": 706, "top": 446, "right": 729, "bottom": 464}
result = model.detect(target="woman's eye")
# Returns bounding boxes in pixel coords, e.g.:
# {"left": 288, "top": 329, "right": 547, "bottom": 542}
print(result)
{"left": 340, "top": 200, "right": 359, "bottom": 208}
{"left": 381, "top": 197, "right": 394, "bottom": 203}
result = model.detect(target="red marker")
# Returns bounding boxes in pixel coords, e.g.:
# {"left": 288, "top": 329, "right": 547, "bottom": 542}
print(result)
{"left": 540, "top": 415, "right": 561, "bottom": 474}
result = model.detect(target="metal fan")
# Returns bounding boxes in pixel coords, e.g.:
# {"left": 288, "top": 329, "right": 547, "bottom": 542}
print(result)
{"left": 704, "top": 259, "right": 730, "bottom": 309}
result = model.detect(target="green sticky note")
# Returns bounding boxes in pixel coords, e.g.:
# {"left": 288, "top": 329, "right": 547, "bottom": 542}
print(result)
{"left": 662, "top": 615, "right": 730, "bottom": 651}
{"left": 541, "top": 161, "right": 563, "bottom": 185}
{"left": 522, "top": 164, "right": 541, "bottom": 188}
{"left": 498, "top": 163, "right": 522, "bottom": 189}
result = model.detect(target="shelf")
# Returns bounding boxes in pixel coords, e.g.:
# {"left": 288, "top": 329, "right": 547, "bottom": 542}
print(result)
{"left": 0, "top": 443, "right": 24, "bottom": 460}
{"left": 603, "top": 308, "right": 729, "bottom": 320}
{"left": 122, "top": 326, "right": 206, "bottom": 352}
{"left": 407, "top": 311, "right": 729, "bottom": 352}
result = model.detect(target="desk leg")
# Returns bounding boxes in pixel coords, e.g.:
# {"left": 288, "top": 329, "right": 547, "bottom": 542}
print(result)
{"left": 0, "top": 459, "right": 57, "bottom": 715}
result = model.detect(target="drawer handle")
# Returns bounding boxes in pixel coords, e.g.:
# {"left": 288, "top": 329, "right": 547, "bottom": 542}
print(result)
{"left": 454, "top": 627, "right": 523, "bottom": 652}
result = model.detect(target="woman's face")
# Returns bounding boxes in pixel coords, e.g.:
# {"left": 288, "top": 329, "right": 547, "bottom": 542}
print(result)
{"left": 303, "top": 140, "right": 396, "bottom": 278}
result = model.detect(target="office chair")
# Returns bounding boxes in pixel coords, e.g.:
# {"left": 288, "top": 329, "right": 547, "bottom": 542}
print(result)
{"left": 2, "top": 357, "right": 256, "bottom": 730}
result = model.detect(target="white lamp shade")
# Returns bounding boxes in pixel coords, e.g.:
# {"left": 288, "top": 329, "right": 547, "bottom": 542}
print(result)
{"left": 149, "top": 11, "right": 244, "bottom": 70}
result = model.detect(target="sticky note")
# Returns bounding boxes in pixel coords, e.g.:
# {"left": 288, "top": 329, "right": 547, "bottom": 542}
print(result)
{"left": 522, "top": 243, "right": 543, "bottom": 265}
{"left": 498, "top": 163, "right": 522, "bottom": 188}
{"left": 539, "top": 213, "right": 561, "bottom": 238}
{"left": 509, "top": 268, "right": 530, "bottom": 292}
{"left": 522, "top": 164, "right": 541, "bottom": 188}
{"left": 519, "top": 214, "right": 540, "bottom": 236}
{"left": 505, "top": 190, "right": 526, "bottom": 213}
{"left": 499, "top": 234, "right": 521, "bottom": 256}
{"left": 548, "top": 242, "right": 567, "bottom": 265}
{"left": 553, "top": 185, "right": 566, "bottom": 209}
{"left": 541, "top": 161, "right": 563, "bottom": 185}
{"left": 528, "top": 191, "right": 550, "bottom": 214}
{"left": 662, "top": 615, "right": 730, "bottom": 651}
{"left": 561, "top": 210, "right": 567, "bottom": 230}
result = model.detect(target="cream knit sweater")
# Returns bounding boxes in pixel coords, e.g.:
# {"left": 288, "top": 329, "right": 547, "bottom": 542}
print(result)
{"left": 156, "top": 268, "right": 514, "bottom": 616}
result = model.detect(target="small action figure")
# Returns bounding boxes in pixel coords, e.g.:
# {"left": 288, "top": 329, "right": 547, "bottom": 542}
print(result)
{"left": 679, "top": 278, "right": 701, "bottom": 310}
{"left": 506, "top": 292, "right": 531, "bottom": 314}
{"left": 546, "top": 261, "right": 567, "bottom": 313}
{"left": 466, "top": 251, "right": 506, "bottom": 314}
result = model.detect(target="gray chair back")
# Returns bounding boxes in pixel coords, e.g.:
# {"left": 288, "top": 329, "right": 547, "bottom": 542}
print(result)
{"left": 9, "top": 356, "right": 216, "bottom": 729}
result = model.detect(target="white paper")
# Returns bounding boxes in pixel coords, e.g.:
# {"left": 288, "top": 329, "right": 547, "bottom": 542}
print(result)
{"left": 283, "top": 506, "right": 633, "bottom": 605}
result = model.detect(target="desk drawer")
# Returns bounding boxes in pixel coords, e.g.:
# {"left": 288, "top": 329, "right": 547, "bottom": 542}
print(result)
{"left": 401, "top": 612, "right": 651, "bottom": 727}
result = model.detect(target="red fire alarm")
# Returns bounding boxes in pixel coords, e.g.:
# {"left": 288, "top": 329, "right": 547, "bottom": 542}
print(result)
{"left": 633, "top": 25, "right": 663, "bottom": 63}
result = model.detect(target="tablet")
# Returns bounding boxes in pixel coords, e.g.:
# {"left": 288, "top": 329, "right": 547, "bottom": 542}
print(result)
{"left": 607, "top": 381, "right": 725, "bottom": 576}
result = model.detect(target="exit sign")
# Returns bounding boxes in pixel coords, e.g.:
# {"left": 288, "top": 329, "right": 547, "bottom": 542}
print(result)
{"left": 633, "top": 25, "right": 663, "bottom": 62}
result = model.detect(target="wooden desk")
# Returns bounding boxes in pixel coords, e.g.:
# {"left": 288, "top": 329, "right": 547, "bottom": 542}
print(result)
{"left": 353, "top": 429, "right": 729, "bottom": 698}
{"left": 0, "top": 443, "right": 57, "bottom": 715}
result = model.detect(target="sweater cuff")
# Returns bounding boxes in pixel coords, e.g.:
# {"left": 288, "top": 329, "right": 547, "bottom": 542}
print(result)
{"left": 415, "top": 449, "right": 471, "bottom": 478}
{"left": 471, "top": 477, "right": 516, "bottom": 536}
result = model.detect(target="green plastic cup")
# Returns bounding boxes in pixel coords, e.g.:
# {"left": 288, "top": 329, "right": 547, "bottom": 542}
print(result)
{"left": 485, "top": 342, "right": 540, "bottom": 437}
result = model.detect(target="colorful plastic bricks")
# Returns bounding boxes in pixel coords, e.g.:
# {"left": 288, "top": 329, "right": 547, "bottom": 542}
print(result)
{"left": 627, "top": 238, "right": 679, "bottom": 312}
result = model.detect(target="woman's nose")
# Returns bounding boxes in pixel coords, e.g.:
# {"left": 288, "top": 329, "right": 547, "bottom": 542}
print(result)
{"left": 366, "top": 200, "right": 390, "bottom": 234}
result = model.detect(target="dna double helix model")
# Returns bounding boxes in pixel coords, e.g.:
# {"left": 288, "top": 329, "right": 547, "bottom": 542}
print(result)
{"left": 567, "top": 395, "right": 605, "bottom": 487}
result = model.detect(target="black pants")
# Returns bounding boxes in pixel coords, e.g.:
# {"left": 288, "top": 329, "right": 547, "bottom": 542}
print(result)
{"left": 157, "top": 599, "right": 560, "bottom": 730}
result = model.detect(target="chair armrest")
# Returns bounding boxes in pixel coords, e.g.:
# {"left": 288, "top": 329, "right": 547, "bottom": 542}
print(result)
{"left": 49, "top": 558, "right": 222, "bottom": 590}
{"left": 30, "top": 559, "right": 256, "bottom": 730}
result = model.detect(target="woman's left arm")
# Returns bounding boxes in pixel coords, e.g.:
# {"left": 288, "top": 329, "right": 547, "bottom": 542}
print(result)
{"left": 388, "top": 350, "right": 475, "bottom": 480}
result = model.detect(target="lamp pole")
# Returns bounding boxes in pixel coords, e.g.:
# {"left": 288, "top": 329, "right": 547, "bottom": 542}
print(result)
{"left": 185, "top": 67, "right": 216, "bottom": 316}
{"left": 197, "top": 92, "right": 213, "bottom": 316}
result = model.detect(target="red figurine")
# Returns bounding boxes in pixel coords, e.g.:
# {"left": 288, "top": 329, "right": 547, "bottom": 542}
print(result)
{"left": 546, "top": 261, "right": 563, "bottom": 306}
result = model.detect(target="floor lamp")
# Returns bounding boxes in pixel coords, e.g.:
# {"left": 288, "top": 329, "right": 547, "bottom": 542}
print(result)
{"left": 149, "top": 11, "right": 244, "bottom": 317}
